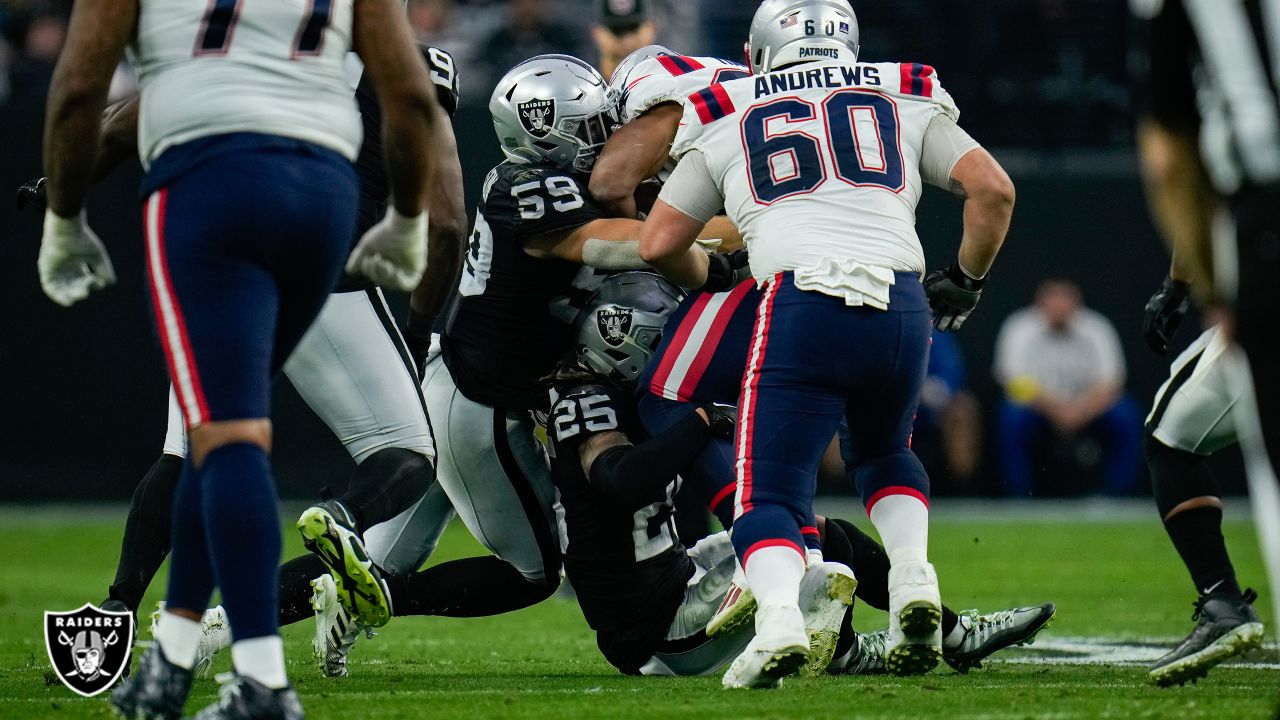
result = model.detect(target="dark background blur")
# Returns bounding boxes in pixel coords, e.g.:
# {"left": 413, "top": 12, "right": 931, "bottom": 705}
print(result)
{"left": 0, "top": 0, "right": 1245, "bottom": 500}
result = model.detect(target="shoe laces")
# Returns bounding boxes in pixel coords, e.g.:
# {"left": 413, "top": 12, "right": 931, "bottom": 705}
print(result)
{"left": 848, "top": 630, "right": 888, "bottom": 674}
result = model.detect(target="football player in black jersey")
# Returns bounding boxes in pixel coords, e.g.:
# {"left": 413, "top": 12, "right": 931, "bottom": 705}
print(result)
{"left": 16, "top": 45, "right": 468, "bottom": 672}
{"left": 546, "top": 271, "right": 857, "bottom": 679}
{"left": 353, "top": 55, "right": 742, "bottom": 637}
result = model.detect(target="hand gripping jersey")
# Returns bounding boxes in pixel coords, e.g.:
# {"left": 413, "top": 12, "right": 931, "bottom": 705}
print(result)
{"left": 131, "top": 0, "right": 363, "bottom": 168}
{"left": 441, "top": 163, "right": 604, "bottom": 410}
{"left": 639, "top": 282, "right": 760, "bottom": 405}
{"left": 547, "top": 381, "right": 695, "bottom": 673}
{"left": 671, "top": 61, "right": 962, "bottom": 286}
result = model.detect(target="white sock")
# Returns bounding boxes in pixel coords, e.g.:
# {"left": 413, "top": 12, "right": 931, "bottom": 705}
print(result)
{"left": 154, "top": 611, "right": 202, "bottom": 670}
{"left": 231, "top": 636, "right": 289, "bottom": 689}
{"left": 868, "top": 493, "right": 930, "bottom": 560}
{"left": 744, "top": 545, "right": 805, "bottom": 609}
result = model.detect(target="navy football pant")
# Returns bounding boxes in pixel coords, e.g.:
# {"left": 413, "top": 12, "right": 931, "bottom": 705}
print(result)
{"left": 148, "top": 137, "right": 357, "bottom": 641}
{"left": 637, "top": 392, "right": 822, "bottom": 552}
{"left": 731, "top": 272, "right": 932, "bottom": 567}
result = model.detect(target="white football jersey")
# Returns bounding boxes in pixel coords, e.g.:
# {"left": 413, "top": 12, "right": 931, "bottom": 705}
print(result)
{"left": 671, "top": 61, "right": 961, "bottom": 284}
{"left": 614, "top": 54, "right": 750, "bottom": 124}
{"left": 130, "top": 0, "right": 362, "bottom": 168}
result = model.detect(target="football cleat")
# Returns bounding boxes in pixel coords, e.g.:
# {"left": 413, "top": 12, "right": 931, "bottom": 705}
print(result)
{"left": 310, "top": 574, "right": 374, "bottom": 678}
{"left": 838, "top": 630, "right": 889, "bottom": 675}
{"left": 109, "top": 643, "right": 194, "bottom": 720}
{"left": 297, "top": 500, "right": 394, "bottom": 628}
{"left": 943, "top": 603, "right": 1057, "bottom": 673}
{"left": 148, "top": 603, "right": 230, "bottom": 679}
{"left": 722, "top": 603, "right": 809, "bottom": 689}
{"left": 885, "top": 559, "right": 942, "bottom": 676}
{"left": 187, "top": 673, "right": 304, "bottom": 720}
{"left": 707, "top": 564, "right": 756, "bottom": 638}
{"left": 101, "top": 599, "right": 137, "bottom": 676}
{"left": 1149, "top": 588, "right": 1265, "bottom": 687}
{"left": 797, "top": 561, "right": 857, "bottom": 677}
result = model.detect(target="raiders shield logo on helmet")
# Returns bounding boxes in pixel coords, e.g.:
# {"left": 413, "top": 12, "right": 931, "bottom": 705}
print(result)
{"left": 44, "top": 603, "right": 134, "bottom": 697}
{"left": 597, "top": 306, "right": 633, "bottom": 347}
{"left": 518, "top": 99, "right": 556, "bottom": 138}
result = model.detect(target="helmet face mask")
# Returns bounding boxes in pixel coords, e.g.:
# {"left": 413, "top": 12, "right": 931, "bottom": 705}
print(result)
{"left": 747, "top": 0, "right": 860, "bottom": 75}
{"left": 490, "top": 54, "right": 620, "bottom": 172}
{"left": 572, "top": 272, "right": 685, "bottom": 388}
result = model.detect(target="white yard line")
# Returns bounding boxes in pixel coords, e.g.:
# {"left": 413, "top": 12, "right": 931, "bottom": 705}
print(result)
{"left": 994, "top": 635, "right": 1280, "bottom": 669}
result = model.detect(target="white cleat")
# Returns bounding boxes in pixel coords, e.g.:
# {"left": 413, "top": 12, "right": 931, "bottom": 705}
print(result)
{"left": 149, "top": 602, "right": 231, "bottom": 679}
{"left": 722, "top": 603, "right": 809, "bottom": 689}
{"left": 885, "top": 560, "right": 942, "bottom": 676}
{"left": 707, "top": 563, "right": 756, "bottom": 638}
{"left": 797, "top": 561, "right": 857, "bottom": 677}
{"left": 311, "top": 574, "right": 372, "bottom": 678}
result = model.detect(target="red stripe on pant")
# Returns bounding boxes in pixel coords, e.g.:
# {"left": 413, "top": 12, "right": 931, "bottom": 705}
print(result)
{"left": 741, "top": 538, "right": 805, "bottom": 567}
{"left": 866, "top": 485, "right": 930, "bottom": 515}
{"left": 675, "top": 281, "right": 754, "bottom": 399}
{"left": 144, "top": 190, "right": 211, "bottom": 426}
{"left": 735, "top": 273, "right": 783, "bottom": 518}
{"left": 648, "top": 292, "right": 712, "bottom": 399}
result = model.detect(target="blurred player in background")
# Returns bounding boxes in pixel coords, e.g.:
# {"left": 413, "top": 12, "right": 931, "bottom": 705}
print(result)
{"left": 1133, "top": 0, "right": 1274, "bottom": 686}
{"left": 592, "top": 0, "right": 658, "bottom": 81}
{"left": 37, "top": 0, "right": 442, "bottom": 715}
{"left": 640, "top": 0, "right": 1015, "bottom": 688}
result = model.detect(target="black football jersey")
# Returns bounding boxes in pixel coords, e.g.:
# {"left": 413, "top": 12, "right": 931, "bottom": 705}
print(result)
{"left": 336, "top": 45, "right": 461, "bottom": 293}
{"left": 547, "top": 382, "right": 695, "bottom": 673}
{"left": 441, "top": 163, "right": 604, "bottom": 410}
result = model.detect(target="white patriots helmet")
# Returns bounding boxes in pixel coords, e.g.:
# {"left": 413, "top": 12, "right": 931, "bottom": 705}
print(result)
{"left": 573, "top": 272, "right": 684, "bottom": 385}
{"left": 747, "top": 0, "right": 860, "bottom": 75}
{"left": 609, "top": 44, "right": 674, "bottom": 89}
{"left": 490, "top": 54, "right": 619, "bottom": 172}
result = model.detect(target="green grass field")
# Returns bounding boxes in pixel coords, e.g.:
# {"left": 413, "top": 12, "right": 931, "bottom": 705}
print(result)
{"left": 1, "top": 502, "right": 1277, "bottom": 719}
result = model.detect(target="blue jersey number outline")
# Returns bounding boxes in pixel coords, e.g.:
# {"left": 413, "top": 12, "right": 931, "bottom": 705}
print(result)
{"left": 742, "top": 89, "right": 905, "bottom": 204}
{"left": 195, "top": 0, "right": 334, "bottom": 57}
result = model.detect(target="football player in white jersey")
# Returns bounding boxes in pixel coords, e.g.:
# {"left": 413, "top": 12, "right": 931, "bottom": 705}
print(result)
{"left": 591, "top": 46, "right": 751, "bottom": 217}
{"left": 40, "top": 0, "right": 442, "bottom": 716}
{"left": 639, "top": 0, "right": 1015, "bottom": 688}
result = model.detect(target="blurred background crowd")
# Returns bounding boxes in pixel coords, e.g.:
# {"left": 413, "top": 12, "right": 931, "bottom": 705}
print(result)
{"left": 1, "top": 0, "right": 1235, "bottom": 503}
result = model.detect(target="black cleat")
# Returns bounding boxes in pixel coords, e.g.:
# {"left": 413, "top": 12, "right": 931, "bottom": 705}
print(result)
{"left": 1149, "top": 589, "right": 1265, "bottom": 687}
{"left": 943, "top": 603, "right": 1057, "bottom": 673}
{"left": 109, "top": 644, "right": 193, "bottom": 720}
{"left": 188, "top": 675, "right": 304, "bottom": 720}
{"left": 101, "top": 599, "right": 138, "bottom": 677}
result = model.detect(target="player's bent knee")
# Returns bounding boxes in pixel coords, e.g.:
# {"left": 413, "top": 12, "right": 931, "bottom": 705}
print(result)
{"left": 1145, "top": 431, "right": 1221, "bottom": 518}
{"left": 188, "top": 418, "right": 272, "bottom": 467}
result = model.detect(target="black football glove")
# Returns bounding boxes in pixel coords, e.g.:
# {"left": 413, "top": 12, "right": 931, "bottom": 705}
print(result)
{"left": 1143, "top": 277, "right": 1191, "bottom": 356}
{"left": 16, "top": 177, "right": 48, "bottom": 213}
{"left": 700, "top": 402, "right": 738, "bottom": 440}
{"left": 923, "top": 263, "right": 985, "bottom": 331}
{"left": 405, "top": 307, "right": 437, "bottom": 376}
{"left": 701, "top": 249, "right": 752, "bottom": 293}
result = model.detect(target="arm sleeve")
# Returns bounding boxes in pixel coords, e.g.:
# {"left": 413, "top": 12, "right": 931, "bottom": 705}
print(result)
{"left": 586, "top": 411, "right": 713, "bottom": 511}
{"left": 657, "top": 150, "right": 723, "bottom": 223}
{"left": 920, "top": 115, "right": 981, "bottom": 191}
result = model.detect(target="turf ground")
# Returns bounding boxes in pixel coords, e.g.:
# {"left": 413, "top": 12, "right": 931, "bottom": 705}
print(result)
{"left": 1, "top": 500, "right": 1277, "bottom": 719}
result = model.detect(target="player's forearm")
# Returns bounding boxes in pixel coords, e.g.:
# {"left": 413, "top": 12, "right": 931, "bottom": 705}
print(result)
{"left": 952, "top": 153, "right": 1015, "bottom": 277}
{"left": 586, "top": 411, "right": 712, "bottom": 510}
{"left": 1137, "top": 119, "right": 1215, "bottom": 297}
{"left": 590, "top": 104, "right": 682, "bottom": 218}
{"left": 410, "top": 123, "right": 467, "bottom": 319}
{"left": 44, "top": 86, "right": 105, "bottom": 217}
{"left": 382, "top": 100, "right": 440, "bottom": 218}
{"left": 89, "top": 96, "right": 140, "bottom": 185}
{"left": 640, "top": 200, "right": 712, "bottom": 288}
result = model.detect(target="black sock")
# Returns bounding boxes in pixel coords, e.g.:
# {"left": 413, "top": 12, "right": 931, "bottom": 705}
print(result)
{"left": 339, "top": 448, "right": 434, "bottom": 533}
{"left": 824, "top": 518, "right": 959, "bottom": 634}
{"left": 107, "top": 454, "right": 182, "bottom": 611}
{"left": 389, "top": 556, "right": 557, "bottom": 617}
{"left": 1165, "top": 506, "right": 1242, "bottom": 597}
{"left": 277, "top": 554, "right": 329, "bottom": 626}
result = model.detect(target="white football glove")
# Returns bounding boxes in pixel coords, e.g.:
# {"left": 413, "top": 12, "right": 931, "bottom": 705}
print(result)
{"left": 38, "top": 210, "right": 116, "bottom": 307}
{"left": 346, "top": 208, "right": 428, "bottom": 292}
